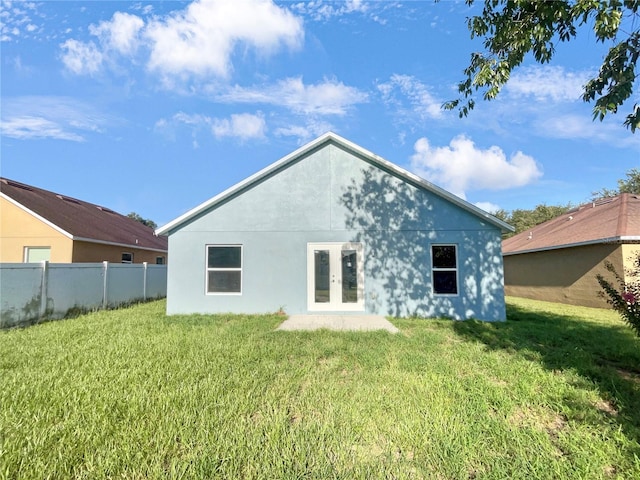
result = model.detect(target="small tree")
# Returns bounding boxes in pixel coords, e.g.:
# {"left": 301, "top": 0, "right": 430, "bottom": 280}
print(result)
{"left": 127, "top": 212, "right": 158, "bottom": 229}
{"left": 596, "top": 253, "right": 640, "bottom": 337}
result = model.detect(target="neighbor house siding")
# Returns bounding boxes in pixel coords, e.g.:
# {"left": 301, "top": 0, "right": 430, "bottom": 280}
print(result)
{"left": 166, "top": 143, "right": 506, "bottom": 319}
{"left": 0, "top": 197, "right": 73, "bottom": 262}
{"left": 71, "top": 240, "right": 167, "bottom": 264}
{"left": 504, "top": 243, "right": 624, "bottom": 308}
{"left": 622, "top": 244, "right": 640, "bottom": 285}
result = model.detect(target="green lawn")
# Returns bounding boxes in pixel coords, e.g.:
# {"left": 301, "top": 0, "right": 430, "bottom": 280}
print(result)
{"left": 2, "top": 297, "right": 640, "bottom": 479}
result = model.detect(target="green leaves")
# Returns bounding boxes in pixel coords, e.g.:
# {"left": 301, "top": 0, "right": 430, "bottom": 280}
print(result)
{"left": 447, "top": 0, "right": 640, "bottom": 131}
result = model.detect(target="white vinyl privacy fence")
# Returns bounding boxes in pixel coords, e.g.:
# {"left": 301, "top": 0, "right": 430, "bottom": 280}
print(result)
{"left": 0, "top": 262, "right": 167, "bottom": 328}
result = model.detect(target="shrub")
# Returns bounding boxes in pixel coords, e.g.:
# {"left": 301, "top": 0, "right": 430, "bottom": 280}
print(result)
{"left": 597, "top": 253, "right": 640, "bottom": 336}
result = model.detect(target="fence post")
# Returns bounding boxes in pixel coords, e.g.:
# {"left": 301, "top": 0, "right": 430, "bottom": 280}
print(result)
{"left": 39, "top": 260, "right": 49, "bottom": 319}
{"left": 143, "top": 262, "right": 148, "bottom": 301}
{"left": 102, "top": 261, "right": 109, "bottom": 309}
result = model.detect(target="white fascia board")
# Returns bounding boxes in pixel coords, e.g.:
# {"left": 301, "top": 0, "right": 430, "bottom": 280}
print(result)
{"left": 72, "top": 236, "right": 168, "bottom": 253}
{"left": 503, "top": 236, "right": 640, "bottom": 256}
{"left": 156, "top": 132, "right": 514, "bottom": 235}
{"left": 1, "top": 192, "right": 73, "bottom": 239}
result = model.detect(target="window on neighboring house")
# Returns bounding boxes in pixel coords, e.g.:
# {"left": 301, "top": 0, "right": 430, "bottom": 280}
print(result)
{"left": 432, "top": 245, "right": 458, "bottom": 295}
{"left": 207, "top": 245, "right": 242, "bottom": 294}
{"left": 121, "top": 252, "right": 133, "bottom": 264}
{"left": 24, "top": 246, "right": 51, "bottom": 263}
{"left": 156, "top": 256, "right": 165, "bottom": 265}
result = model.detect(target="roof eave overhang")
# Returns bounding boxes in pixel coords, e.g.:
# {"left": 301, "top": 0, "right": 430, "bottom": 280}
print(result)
{"left": 156, "top": 132, "right": 515, "bottom": 236}
{"left": 503, "top": 236, "right": 640, "bottom": 256}
{"left": 73, "top": 236, "right": 168, "bottom": 253}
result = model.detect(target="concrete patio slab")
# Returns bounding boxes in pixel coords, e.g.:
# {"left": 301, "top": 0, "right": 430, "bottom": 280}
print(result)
{"left": 277, "top": 314, "right": 399, "bottom": 333}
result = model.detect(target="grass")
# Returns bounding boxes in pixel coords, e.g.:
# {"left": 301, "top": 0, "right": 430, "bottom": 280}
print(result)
{"left": 1, "top": 297, "right": 640, "bottom": 479}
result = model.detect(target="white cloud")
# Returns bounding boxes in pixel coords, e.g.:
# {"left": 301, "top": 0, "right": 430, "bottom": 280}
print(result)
{"left": 215, "top": 77, "right": 368, "bottom": 115}
{"left": 274, "top": 120, "right": 334, "bottom": 143}
{"left": 211, "top": 112, "right": 266, "bottom": 139}
{"left": 60, "top": 0, "right": 304, "bottom": 86}
{"left": 378, "top": 74, "right": 443, "bottom": 120}
{"left": 291, "top": 0, "right": 390, "bottom": 24}
{"left": 292, "top": 0, "right": 368, "bottom": 20}
{"left": 90, "top": 12, "right": 144, "bottom": 55}
{"left": 60, "top": 39, "right": 103, "bottom": 75}
{"left": 1, "top": 96, "right": 111, "bottom": 141}
{"left": 1, "top": 116, "right": 85, "bottom": 141}
{"left": 158, "top": 111, "right": 267, "bottom": 141}
{"left": 535, "top": 113, "right": 640, "bottom": 148}
{"left": 474, "top": 201, "right": 501, "bottom": 214}
{"left": 145, "top": 0, "right": 303, "bottom": 79}
{"left": 410, "top": 135, "right": 543, "bottom": 199}
{"left": 505, "top": 66, "right": 591, "bottom": 103}
{"left": 0, "top": 0, "right": 40, "bottom": 42}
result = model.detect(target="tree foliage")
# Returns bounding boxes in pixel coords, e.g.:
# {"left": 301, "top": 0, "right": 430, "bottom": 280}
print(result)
{"left": 591, "top": 167, "right": 640, "bottom": 198}
{"left": 597, "top": 253, "right": 640, "bottom": 337}
{"left": 127, "top": 212, "right": 157, "bottom": 229}
{"left": 445, "top": 0, "right": 640, "bottom": 132}
{"left": 495, "top": 203, "right": 572, "bottom": 237}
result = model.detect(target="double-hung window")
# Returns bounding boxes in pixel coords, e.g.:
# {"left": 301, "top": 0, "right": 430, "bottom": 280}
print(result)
{"left": 431, "top": 245, "right": 458, "bottom": 295}
{"left": 207, "top": 245, "right": 242, "bottom": 294}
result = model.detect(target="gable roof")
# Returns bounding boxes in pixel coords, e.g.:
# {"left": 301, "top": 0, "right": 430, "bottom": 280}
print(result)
{"left": 1, "top": 177, "right": 167, "bottom": 252}
{"left": 156, "top": 132, "right": 513, "bottom": 235}
{"left": 503, "top": 193, "right": 640, "bottom": 255}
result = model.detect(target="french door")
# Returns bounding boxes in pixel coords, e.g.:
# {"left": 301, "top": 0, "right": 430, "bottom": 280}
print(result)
{"left": 307, "top": 243, "right": 364, "bottom": 311}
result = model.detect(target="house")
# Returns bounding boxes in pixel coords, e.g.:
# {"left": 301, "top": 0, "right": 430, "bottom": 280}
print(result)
{"left": 156, "top": 133, "right": 513, "bottom": 320}
{"left": 0, "top": 177, "right": 168, "bottom": 264}
{"left": 502, "top": 194, "right": 640, "bottom": 308}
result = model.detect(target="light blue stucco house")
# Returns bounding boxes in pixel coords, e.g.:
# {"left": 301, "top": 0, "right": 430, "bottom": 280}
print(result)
{"left": 156, "top": 133, "right": 513, "bottom": 321}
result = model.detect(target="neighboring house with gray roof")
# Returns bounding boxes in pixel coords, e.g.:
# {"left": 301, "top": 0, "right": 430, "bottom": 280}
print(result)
{"left": 502, "top": 194, "right": 640, "bottom": 308}
{"left": 0, "top": 178, "right": 167, "bottom": 264}
{"left": 156, "top": 132, "right": 513, "bottom": 320}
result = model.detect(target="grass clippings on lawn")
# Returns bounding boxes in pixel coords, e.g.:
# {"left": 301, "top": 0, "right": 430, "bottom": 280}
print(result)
{"left": 1, "top": 297, "right": 640, "bottom": 479}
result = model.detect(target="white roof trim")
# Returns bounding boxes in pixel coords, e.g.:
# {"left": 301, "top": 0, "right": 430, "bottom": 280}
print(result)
{"left": 503, "top": 236, "right": 640, "bottom": 256}
{"left": 156, "top": 132, "right": 514, "bottom": 235}
{"left": 1, "top": 192, "right": 73, "bottom": 239}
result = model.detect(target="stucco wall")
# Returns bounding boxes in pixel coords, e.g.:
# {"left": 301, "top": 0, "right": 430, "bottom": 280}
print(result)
{"left": 167, "top": 143, "right": 506, "bottom": 320}
{"left": 504, "top": 243, "right": 624, "bottom": 308}
{"left": 622, "top": 244, "right": 640, "bottom": 284}
{"left": 71, "top": 240, "right": 167, "bottom": 264}
{"left": 0, "top": 197, "right": 73, "bottom": 262}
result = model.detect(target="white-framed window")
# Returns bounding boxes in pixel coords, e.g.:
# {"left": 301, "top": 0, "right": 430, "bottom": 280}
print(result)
{"left": 431, "top": 244, "right": 458, "bottom": 295}
{"left": 206, "top": 245, "right": 242, "bottom": 294}
{"left": 156, "top": 256, "right": 165, "bottom": 265}
{"left": 24, "top": 246, "right": 51, "bottom": 263}
{"left": 121, "top": 252, "right": 133, "bottom": 264}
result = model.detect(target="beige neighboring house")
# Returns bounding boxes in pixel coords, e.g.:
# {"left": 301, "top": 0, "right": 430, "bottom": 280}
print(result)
{"left": 502, "top": 194, "right": 640, "bottom": 308}
{"left": 0, "top": 177, "right": 167, "bottom": 264}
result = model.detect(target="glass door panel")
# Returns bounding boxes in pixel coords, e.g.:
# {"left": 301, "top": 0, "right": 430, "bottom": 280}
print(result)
{"left": 314, "top": 250, "right": 331, "bottom": 303}
{"left": 341, "top": 250, "right": 358, "bottom": 303}
{"left": 308, "top": 243, "right": 364, "bottom": 311}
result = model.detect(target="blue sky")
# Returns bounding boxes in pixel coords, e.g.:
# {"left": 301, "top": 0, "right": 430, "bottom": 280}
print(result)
{"left": 1, "top": 0, "right": 638, "bottom": 227}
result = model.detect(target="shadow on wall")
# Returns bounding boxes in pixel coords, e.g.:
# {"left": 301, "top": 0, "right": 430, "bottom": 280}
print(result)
{"left": 340, "top": 166, "right": 505, "bottom": 320}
